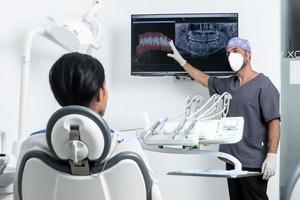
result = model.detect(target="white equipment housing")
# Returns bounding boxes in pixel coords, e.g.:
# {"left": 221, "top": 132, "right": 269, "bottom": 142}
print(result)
{"left": 141, "top": 93, "right": 261, "bottom": 178}
{"left": 17, "top": 106, "right": 154, "bottom": 200}
{"left": 143, "top": 117, "right": 244, "bottom": 146}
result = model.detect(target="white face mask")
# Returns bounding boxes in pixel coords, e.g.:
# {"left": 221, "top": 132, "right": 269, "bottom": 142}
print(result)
{"left": 228, "top": 53, "right": 245, "bottom": 72}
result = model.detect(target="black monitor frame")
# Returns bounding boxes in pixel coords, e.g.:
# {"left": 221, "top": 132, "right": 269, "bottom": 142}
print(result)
{"left": 131, "top": 13, "right": 239, "bottom": 77}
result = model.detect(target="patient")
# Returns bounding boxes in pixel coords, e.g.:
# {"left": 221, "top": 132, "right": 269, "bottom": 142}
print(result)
{"left": 14, "top": 52, "right": 163, "bottom": 200}
{"left": 49, "top": 52, "right": 108, "bottom": 115}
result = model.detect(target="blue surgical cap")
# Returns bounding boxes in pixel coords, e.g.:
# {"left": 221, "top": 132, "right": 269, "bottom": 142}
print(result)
{"left": 227, "top": 37, "right": 251, "bottom": 53}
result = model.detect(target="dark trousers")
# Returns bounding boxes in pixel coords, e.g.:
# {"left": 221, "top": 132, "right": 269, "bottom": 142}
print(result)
{"left": 226, "top": 164, "right": 269, "bottom": 200}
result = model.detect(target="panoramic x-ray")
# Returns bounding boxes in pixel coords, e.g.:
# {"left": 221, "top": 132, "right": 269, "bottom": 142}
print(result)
{"left": 175, "top": 23, "right": 238, "bottom": 57}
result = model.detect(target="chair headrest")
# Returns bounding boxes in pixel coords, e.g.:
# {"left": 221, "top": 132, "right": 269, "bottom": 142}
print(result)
{"left": 46, "top": 106, "right": 111, "bottom": 162}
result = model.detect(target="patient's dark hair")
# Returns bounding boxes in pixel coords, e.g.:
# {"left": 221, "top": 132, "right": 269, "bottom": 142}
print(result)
{"left": 49, "top": 52, "right": 105, "bottom": 107}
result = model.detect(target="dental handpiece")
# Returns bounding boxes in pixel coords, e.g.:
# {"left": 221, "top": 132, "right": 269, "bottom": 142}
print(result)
{"left": 185, "top": 99, "right": 192, "bottom": 117}
{"left": 183, "top": 99, "right": 201, "bottom": 136}
{"left": 149, "top": 121, "right": 161, "bottom": 135}
{"left": 184, "top": 120, "right": 197, "bottom": 137}
{"left": 173, "top": 119, "right": 187, "bottom": 138}
{"left": 143, "top": 120, "right": 161, "bottom": 139}
{"left": 193, "top": 98, "right": 203, "bottom": 118}
{"left": 153, "top": 117, "right": 168, "bottom": 135}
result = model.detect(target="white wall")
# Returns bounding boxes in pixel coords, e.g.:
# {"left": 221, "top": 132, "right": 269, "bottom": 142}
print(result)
{"left": 0, "top": 0, "right": 281, "bottom": 199}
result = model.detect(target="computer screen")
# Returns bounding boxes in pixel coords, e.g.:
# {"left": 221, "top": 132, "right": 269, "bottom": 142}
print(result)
{"left": 131, "top": 13, "right": 238, "bottom": 76}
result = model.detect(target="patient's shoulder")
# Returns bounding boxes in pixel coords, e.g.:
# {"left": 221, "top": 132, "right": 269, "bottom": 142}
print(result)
{"left": 30, "top": 129, "right": 46, "bottom": 136}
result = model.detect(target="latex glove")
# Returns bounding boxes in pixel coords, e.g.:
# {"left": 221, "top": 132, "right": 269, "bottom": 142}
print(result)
{"left": 261, "top": 153, "right": 277, "bottom": 180}
{"left": 167, "top": 40, "right": 187, "bottom": 66}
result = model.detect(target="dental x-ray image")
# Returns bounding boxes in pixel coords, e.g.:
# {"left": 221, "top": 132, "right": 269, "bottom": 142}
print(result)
{"left": 175, "top": 23, "right": 238, "bottom": 58}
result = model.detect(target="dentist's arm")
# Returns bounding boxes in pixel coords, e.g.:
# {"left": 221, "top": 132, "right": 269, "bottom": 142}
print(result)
{"left": 167, "top": 40, "right": 210, "bottom": 87}
{"left": 267, "top": 119, "right": 281, "bottom": 154}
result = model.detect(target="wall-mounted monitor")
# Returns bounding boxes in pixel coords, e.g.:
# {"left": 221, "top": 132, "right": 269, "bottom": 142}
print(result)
{"left": 131, "top": 13, "right": 238, "bottom": 76}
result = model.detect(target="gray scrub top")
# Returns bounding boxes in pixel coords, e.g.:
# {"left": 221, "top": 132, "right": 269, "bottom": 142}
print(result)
{"left": 208, "top": 73, "right": 280, "bottom": 168}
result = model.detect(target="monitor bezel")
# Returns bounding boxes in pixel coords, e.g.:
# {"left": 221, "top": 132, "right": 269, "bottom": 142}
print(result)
{"left": 131, "top": 13, "right": 239, "bottom": 77}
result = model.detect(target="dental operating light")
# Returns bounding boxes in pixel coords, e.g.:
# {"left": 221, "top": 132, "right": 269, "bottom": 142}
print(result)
{"left": 14, "top": 0, "right": 102, "bottom": 157}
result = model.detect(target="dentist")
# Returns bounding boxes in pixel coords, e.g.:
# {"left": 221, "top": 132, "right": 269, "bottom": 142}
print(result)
{"left": 167, "top": 37, "right": 281, "bottom": 200}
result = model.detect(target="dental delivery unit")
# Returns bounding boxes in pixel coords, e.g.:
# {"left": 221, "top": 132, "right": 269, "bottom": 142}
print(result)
{"left": 141, "top": 92, "right": 261, "bottom": 178}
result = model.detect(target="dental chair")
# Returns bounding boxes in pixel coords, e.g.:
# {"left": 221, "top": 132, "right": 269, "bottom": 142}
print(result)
{"left": 17, "top": 106, "right": 153, "bottom": 200}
